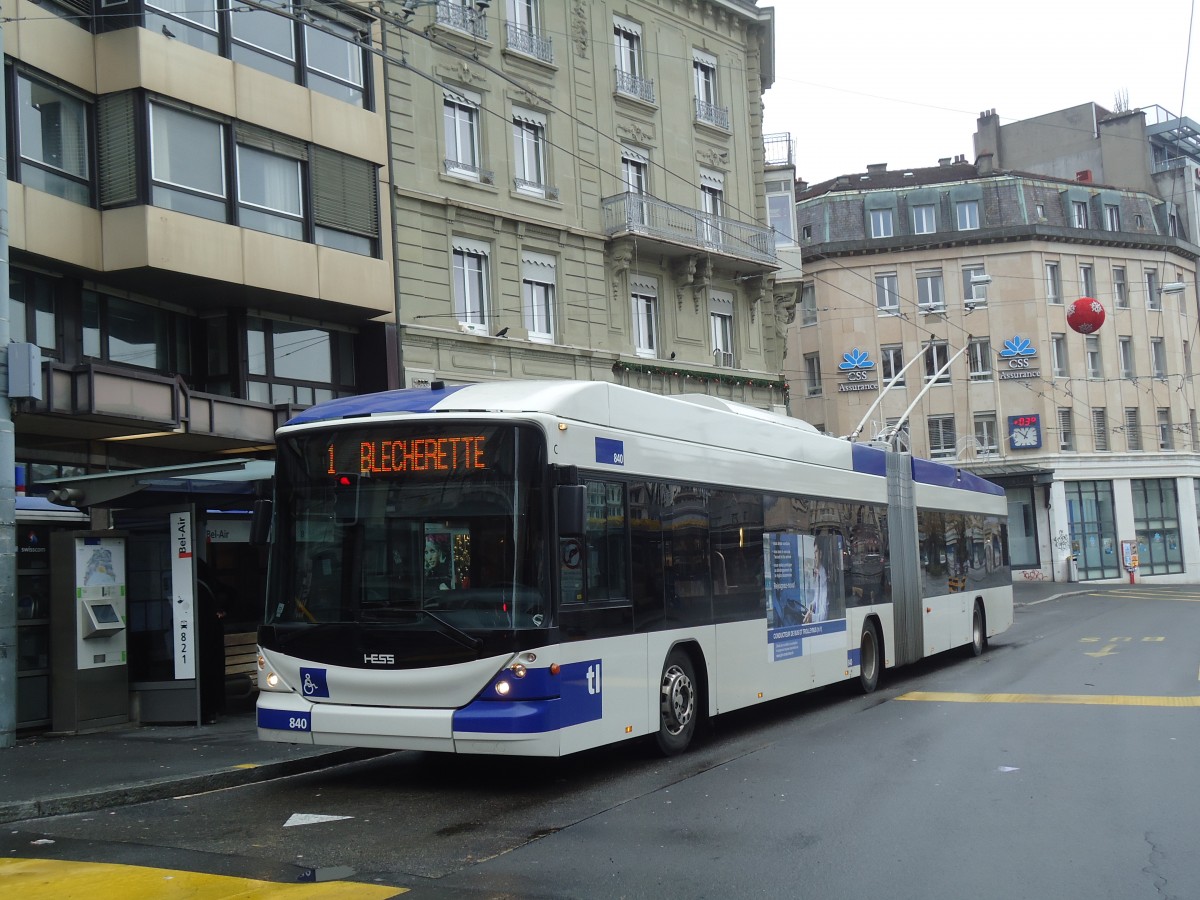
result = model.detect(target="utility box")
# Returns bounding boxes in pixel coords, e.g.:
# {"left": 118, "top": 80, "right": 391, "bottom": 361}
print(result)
{"left": 8, "top": 342, "right": 43, "bottom": 401}
{"left": 50, "top": 531, "right": 130, "bottom": 732}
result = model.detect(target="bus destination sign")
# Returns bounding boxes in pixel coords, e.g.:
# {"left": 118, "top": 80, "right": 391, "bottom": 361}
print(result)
{"left": 326, "top": 435, "right": 489, "bottom": 475}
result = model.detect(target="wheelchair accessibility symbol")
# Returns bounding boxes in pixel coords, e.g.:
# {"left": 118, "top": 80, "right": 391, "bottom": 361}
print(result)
{"left": 561, "top": 538, "right": 582, "bottom": 570}
{"left": 298, "top": 667, "right": 329, "bottom": 697}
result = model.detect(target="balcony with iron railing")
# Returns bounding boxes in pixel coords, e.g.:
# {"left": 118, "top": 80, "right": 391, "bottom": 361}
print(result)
{"left": 614, "top": 68, "right": 656, "bottom": 104}
{"left": 443, "top": 159, "right": 495, "bottom": 185}
{"left": 505, "top": 21, "right": 553, "bottom": 63}
{"left": 602, "top": 192, "right": 777, "bottom": 266}
{"left": 695, "top": 98, "right": 730, "bottom": 130}
{"left": 436, "top": 0, "right": 488, "bottom": 39}
{"left": 514, "top": 177, "right": 560, "bottom": 201}
{"left": 764, "top": 133, "right": 795, "bottom": 168}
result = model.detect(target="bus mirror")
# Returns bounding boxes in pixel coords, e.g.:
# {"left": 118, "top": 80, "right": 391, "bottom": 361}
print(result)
{"left": 556, "top": 484, "right": 586, "bottom": 537}
{"left": 333, "top": 473, "right": 360, "bottom": 525}
{"left": 250, "top": 499, "right": 273, "bottom": 545}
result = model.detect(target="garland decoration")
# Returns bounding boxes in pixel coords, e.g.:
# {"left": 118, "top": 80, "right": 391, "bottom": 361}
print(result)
{"left": 612, "top": 361, "right": 789, "bottom": 401}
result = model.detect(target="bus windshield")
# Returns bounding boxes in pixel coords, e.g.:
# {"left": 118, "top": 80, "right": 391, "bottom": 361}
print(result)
{"left": 266, "top": 422, "right": 550, "bottom": 631}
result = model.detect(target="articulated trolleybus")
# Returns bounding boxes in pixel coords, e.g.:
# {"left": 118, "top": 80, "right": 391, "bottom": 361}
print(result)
{"left": 256, "top": 380, "right": 1012, "bottom": 756}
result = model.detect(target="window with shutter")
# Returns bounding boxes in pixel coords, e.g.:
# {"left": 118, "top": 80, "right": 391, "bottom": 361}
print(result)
{"left": 1125, "top": 409, "right": 1142, "bottom": 451}
{"left": 97, "top": 92, "right": 138, "bottom": 208}
{"left": 1092, "top": 409, "right": 1108, "bottom": 451}
{"left": 311, "top": 146, "right": 379, "bottom": 256}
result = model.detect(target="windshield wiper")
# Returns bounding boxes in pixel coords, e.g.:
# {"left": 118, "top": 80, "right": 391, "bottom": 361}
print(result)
{"left": 417, "top": 608, "right": 483, "bottom": 651}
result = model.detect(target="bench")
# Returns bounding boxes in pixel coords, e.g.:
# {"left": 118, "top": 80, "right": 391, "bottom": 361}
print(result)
{"left": 224, "top": 631, "right": 259, "bottom": 699}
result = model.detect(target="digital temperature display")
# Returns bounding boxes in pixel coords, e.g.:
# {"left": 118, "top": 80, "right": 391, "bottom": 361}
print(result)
{"left": 1007, "top": 414, "right": 1043, "bottom": 450}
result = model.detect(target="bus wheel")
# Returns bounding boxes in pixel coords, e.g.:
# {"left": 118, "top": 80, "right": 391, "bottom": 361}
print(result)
{"left": 857, "top": 621, "right": 880, "bottom": 694}
{"left": 966, "top": 601, "right": 986, "bottom": 657}
{"left": 656, "top": 650, "right": 698, "bottom": 756}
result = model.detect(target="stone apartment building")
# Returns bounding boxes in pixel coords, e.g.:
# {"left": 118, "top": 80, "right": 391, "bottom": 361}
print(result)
{"left": 786, "top": 103, "right": 1200, "bottom": 584}
{"left": 387, "top": 0, "right": 790, "bottom": 410}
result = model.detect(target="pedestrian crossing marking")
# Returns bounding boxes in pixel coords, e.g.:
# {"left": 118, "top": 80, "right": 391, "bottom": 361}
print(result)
{"left": 0, "top": 858, "right": 403, "bottom": 898}
{"left": 898, "top": 691, "right": 1200, "bottom": 708}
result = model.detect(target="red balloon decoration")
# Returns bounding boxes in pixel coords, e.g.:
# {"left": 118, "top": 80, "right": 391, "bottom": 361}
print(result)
{"left": 1067, "top": 297, "right": 1106, "bottom": 334}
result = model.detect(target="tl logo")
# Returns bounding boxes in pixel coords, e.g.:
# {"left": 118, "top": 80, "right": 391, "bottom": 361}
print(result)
{"left": 1000, "top": 336, "right": 1037, "bottom": 358}
{"left": 839, "top": 348, "right": 875, "bottom": 370}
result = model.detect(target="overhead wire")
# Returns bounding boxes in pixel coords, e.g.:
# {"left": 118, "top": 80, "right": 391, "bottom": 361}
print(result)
{"left": 10, "top": 0, "right": 1200, "bottom": 429}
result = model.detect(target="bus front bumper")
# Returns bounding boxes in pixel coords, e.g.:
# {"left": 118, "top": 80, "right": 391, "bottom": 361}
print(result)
{"left": 256, "top": 693, "right": 563, "bottom": 755}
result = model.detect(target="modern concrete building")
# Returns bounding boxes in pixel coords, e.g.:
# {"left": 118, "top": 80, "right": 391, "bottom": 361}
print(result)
{"left": 786, "top": 103, "right": 1200, "bottom": 585}
{"left": 4, "top": 0, "right": 396, "bottom": 728}
{"left": 385, "top": 0, "right": 791, "bottom": 411}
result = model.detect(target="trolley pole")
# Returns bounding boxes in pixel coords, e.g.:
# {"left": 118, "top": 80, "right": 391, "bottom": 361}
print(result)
{"left": 0, "top": 18, "right": 16, "bottom": 749}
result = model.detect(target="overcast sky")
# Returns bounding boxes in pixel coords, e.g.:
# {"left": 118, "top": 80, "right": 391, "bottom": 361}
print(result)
{"left": 761, "top": 1, "right": 1199, "bottom": 185}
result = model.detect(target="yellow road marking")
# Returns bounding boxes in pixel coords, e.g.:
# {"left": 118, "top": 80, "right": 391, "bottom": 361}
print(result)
{"left": 1102, "top": 591, "right": 1200, "bottom": 601}
{"left": 898, "top": 691, "right": 1200, "bottom": 707}
{"left": 0, "top": 858, "right": 403, "bottom": 899}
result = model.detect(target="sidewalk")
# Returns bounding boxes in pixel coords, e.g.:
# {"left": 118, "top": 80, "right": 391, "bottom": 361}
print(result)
{"left": 0, "top": 701, "right": 388, "bottom": 825}
{"left": 0, "top": 579, "right": 1153, "bottom": 825}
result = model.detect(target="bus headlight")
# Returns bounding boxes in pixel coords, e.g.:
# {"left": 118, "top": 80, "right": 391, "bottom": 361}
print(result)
{"left": 510, "top": 663, "right": 527, "bottom": 678}
{"left": 495, "top": 680, "right": 511, "bottom": 696}
{"left": 266, "top": 671, "right": 280, "bottom": 688}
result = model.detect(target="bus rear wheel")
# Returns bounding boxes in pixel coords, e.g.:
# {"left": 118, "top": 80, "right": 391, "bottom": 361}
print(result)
{"left": 857, "top": 620, "right": 880, "bottom": 694}
{"left": 655, "top": 650, "right": 697, "bottom": 756}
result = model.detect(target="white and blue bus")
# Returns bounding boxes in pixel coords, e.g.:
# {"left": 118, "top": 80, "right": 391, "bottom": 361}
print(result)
{"left": 255, "top": 380, "right": 1012, "bottom": 756}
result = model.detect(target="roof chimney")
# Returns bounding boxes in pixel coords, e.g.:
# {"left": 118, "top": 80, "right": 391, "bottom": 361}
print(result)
{"left": 866, "top": 163, "right": 887, "bottom": 174}
{"left": 938, "top": 157, "right": 952, "bottom": 167}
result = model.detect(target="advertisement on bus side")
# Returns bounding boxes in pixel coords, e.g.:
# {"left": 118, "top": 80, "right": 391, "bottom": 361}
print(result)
{"left": 764, "top": 531, "right": 846, "bottom": 662}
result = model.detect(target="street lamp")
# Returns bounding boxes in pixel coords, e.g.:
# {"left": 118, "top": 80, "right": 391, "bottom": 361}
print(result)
{"left": 1161, "top": 282, "right": 1188, "bottom": 294}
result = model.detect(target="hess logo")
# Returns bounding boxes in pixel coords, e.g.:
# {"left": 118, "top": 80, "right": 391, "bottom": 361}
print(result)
{"left": 364, "top": 653, "right": 395, "bottom": 665}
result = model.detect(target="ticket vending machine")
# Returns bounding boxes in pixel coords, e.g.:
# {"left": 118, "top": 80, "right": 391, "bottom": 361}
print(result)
{"left": 50, "top": 531, "right": 130, "bottom": 732}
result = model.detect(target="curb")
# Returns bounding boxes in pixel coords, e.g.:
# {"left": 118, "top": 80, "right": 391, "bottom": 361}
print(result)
{"left": 0, "top": 748, "right": 392, "bottom": 825}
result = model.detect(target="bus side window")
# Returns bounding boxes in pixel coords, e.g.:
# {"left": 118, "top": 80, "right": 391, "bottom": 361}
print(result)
{"left": 711, "top": 551, "right": 727, "bottom": 594}
{"left": 577, "top": 480, "right": 628, "bottom": 603}
{"left": 710, "top": 489, "right": 764, "bottom": 621}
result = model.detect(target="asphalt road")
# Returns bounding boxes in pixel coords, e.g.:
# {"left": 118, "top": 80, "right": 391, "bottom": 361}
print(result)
{"left": 6, "top": 584, "right": 1200, "bottom": 899}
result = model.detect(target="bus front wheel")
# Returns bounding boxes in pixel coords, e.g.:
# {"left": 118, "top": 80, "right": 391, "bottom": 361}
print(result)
{"left": 966, "top": 600, "right": 987, "bottom": 657}
{"left": 656, "top": 650, "right": 698, "bottom": 756}
{"left": 857, "top": 621, "right": 881, "bottom": 694}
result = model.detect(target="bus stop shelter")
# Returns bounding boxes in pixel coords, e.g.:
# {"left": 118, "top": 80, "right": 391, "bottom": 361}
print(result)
{"left": 39, "top": 459, "right": 273, "bottom": 729}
